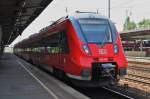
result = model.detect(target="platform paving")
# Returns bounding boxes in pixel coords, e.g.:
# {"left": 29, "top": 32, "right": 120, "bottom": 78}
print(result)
{"left": 0, "top": 53, "right": 89, "bottom": 99}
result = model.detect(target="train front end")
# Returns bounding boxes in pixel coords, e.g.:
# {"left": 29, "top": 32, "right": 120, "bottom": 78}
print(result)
{"left": 66, "top": 13, "right": 128, "bottom": 87}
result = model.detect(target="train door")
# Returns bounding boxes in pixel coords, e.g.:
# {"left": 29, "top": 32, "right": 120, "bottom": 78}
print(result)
{"left": 58, "top": 32, "right": 63, "bottom": 67}
{"left": 39, "top": 46, "right": 45, "bottom": 65}
{"left": 59, "top": 31, "right": 69, "bottom": 69}
{"left": 39, "top": 37, "right": 48, "bottom": 67}
{"left": 46, "top": 32, "right": 60, "bottom": 67}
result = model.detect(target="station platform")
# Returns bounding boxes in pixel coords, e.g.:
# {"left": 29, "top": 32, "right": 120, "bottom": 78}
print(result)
{"left": 0, "top": 53, "right": 89, "bottom": 99}
{"left": 127, "top": 56, "right": 150, "bottom": 64}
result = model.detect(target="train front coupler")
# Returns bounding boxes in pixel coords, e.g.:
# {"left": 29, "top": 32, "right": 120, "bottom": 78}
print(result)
{"left": 100, "top": 63, "right": 117, "bottom": 85}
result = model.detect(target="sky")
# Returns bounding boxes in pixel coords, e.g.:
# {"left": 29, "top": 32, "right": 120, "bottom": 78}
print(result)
{"left": 11, "top": 0, "right": 150, "bottom": 46}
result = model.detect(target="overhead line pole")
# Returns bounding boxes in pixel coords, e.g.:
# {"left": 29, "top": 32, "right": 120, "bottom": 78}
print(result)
{"left": 108, "top": 0, "right": 110, "bottom": 18}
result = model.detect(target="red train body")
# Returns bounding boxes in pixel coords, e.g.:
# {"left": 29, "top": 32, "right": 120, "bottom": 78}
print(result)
{"left": 14, "top": 13, "right": 128, "bottom": 87}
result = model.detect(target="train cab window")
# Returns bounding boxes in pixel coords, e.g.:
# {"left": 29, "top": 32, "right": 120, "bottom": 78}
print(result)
{"left": 78, "top": 18, "right": 112, "bottom": 44}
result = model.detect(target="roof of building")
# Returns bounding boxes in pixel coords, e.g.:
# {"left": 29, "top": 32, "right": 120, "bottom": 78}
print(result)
{"left": 0, "top": 0, "right": 53, "bottom": 45}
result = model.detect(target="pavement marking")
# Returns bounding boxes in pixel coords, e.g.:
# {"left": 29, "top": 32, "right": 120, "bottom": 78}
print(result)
{"left": 17, "top": 60, "right": 59, "bottom": 99}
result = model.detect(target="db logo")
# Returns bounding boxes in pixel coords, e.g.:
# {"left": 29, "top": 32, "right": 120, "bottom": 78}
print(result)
{"left": 99, "top": 49, "right": 107, "bottom": 55}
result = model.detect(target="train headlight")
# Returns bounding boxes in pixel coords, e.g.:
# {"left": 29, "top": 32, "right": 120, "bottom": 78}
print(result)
{"left": 114, "top": 44, "right": 119, "bottom": 54}
{"left": 83, "top": 44, "right": 91, "bottom": 55}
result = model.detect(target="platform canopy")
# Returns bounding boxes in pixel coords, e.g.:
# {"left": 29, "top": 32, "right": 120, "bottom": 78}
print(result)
{"left": 0, "top": 0, "right": 53, "bottom": 45}
{"left": 120, "top": 29, "right": 150, "bottom": 41}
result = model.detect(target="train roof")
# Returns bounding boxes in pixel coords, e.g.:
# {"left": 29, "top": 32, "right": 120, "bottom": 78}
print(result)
{"left": 50, "top": 13, "right": 109, "bottom": 26}
{"left": 29, "top": 33, "right": 39, "bottom": 38}
{"left": 15, "top": 13, "right": 111, "bottom": 47}
{"left": 39, "top": 13, "right": 109, "bottom": 32}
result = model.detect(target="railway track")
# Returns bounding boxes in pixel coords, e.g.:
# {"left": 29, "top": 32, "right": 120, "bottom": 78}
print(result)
{"left": 127, "top": 60, "right": 150, "bottom": 86}
{"left": 128, "top": 66, "right": 150, "bottom": 72}
{"left": 125, "top": 75, "right": 150, "bottom": 86}
{"left": 125, "top": 77, "right": 150, "bottom": 86}
{"left": 128, "top": 73, "right": 150, "bottom": 81}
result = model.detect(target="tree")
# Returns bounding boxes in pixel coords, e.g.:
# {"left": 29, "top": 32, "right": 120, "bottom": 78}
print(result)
{"left": 138, "top": 18, "right": 150, "bottom": 29}
{"left": 123, "top": 16, "right": 136, "bottom": 31}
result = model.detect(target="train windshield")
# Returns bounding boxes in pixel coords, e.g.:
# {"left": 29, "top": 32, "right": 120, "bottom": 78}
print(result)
{"left": 78, "top": 18, "right": 112, "bottom": 44}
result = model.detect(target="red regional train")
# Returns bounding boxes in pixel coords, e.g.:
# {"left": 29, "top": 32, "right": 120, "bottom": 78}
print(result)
{"left": 14, "top": 13, "right": 128, "bottom": 87}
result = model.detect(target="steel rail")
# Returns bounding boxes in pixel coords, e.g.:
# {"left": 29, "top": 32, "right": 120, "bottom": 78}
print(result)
{"left": 125, "top": 77, "right": 150, "bottom": 85}
{"left": 128, "top": 66, "right": 150, "bottom": 72}
{"left": 128, "top": 73, "right": 150, "bottom": 80}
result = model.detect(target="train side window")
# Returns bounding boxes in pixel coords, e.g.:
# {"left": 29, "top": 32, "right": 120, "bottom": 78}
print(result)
{"left": 47, "top": 47, "right": 51, "bottom": 53}
{"left": 39, "top": 47, "right": 45, "bottom": 54}
{"left": 42, "top": 32, "right": 61, "bottom": 54}
{"left": 60, "top": 31, "right": 69, "bottom": 54}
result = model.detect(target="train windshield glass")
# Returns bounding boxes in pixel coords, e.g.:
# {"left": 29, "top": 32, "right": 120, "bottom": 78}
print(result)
{"left": 78, "top": 18, "right": 112, "bottom": 44}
